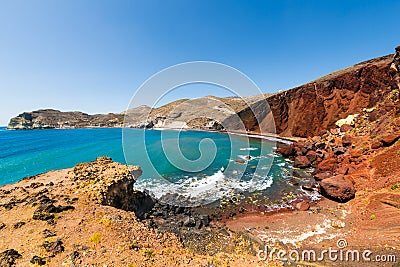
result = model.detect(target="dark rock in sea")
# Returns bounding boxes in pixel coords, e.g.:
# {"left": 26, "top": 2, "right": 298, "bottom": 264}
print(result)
{"left": 301, "top": 184, "right": 316, "bottom": 192}
{"left": 381, "top": 133, "right": 400, "bottom": 147}
{"left": 12, "top": 221, "right": 25, "bottom": 229}
{"left": 294, "top": 156, "right": 311, "bottom": 168}
{"left": 42, "top": 239, "right": 64, "bottom": 254}
{"left": 234, "top": 158, "right": 246, "bottom": 164}
{"left": 319, "top": 175, "right": 356, "bottom": 202}
{"left": 30, "top": 256, "right": 46, "bottom": 265}
{"left": 0, "top": 249, "right": 22, "bottom": 267}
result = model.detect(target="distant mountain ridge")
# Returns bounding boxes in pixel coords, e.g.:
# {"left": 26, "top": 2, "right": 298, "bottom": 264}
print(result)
{"left": 7, "top": 95, "right": 270, "bottom": 130}
{"left": 7, "top": 109, "right": 125, "bottom": 129}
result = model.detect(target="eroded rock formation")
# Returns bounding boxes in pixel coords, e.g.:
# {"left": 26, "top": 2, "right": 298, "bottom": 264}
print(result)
{"left": 69, "top": 157, "right": 153, "bottom": 218}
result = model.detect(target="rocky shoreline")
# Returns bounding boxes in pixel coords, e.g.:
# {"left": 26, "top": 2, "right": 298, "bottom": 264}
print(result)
{"left": 1, "top": 117, "right": 400, "bottom": 266}
{"left": 0, "top": 157, "right": 284, "bottom": 266}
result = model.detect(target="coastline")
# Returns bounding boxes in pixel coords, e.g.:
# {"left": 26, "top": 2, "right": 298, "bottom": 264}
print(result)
{"left": 1, "top": 123, "right": 400, "bottom": 266}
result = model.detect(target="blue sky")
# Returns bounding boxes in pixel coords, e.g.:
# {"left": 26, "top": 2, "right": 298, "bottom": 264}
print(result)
{"left": 0, "top": 0, "right": 399, "bottom": 125}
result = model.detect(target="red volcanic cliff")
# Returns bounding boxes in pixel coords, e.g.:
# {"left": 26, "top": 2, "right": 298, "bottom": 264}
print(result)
{"left": 264, "top": 47, "right": 400, "bottom": 137}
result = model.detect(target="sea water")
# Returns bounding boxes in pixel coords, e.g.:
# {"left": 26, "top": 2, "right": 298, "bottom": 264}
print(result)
{"left": 0, "top": 127, "right": 317, "bottom": 205}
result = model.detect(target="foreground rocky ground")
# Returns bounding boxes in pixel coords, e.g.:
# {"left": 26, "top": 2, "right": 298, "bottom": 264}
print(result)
{"left": 0, "top": 157, "right": 285, "bottom": 267}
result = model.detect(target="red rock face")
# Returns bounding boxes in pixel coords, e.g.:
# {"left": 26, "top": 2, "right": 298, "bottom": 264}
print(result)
{"left": 380, "top": 133, "right": 400, "bottom": 146}
{"left": 262, "top": 54, "right": 397, "bottom": 137}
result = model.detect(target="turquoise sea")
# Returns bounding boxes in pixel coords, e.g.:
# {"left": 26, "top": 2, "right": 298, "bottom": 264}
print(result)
{"left": 0, "top": 126, "right": 317, "bottom": 206}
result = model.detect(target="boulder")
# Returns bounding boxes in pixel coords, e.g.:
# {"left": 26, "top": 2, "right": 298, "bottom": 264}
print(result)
{"left": 293, "top": 142, "right": 308, "bottom": 156}
{"left": 340, "top": 124, "right": 353, "bottom": 133}
{"left": 295, "top": 201, "right": 310, "bottom": 211}
{"left": 294, "top": 156, "right": 311, "bottom": 168}
{"left": 30, "top": 256, "right": 46, "bottom": 265}
{"left": 319, "top": 175, "right": 356, "bottom": 202}
{"left": 42, "top": 239, "right": 64, "bottom": 254}
{"left": 334, "top": 166, "right": 349, "bottom": 175}
{"left": 350, "top": 149, "right": 362, "bottom": 158}
{"left": 305, "top": 150, "right": 318, "bottom": 163}
{"left": 12, "top": 221, "right": 25, "bottom": 229}
{"left": 317, "top": 158, "right": 338, "bottom": 173}
{"left": 381, "top": 134, "right": 400, "bottom": 147}
{"left": 371, "top": 141, "right": 383, "bottom": 149}
{"left": 276, "top": 144, "right": 295, "bottom": 157}
{"left": 314, "top": 171, "right": 333, "bottom": 181}
{"left": 341, "top": 135, "right": 353, "bottom": 147}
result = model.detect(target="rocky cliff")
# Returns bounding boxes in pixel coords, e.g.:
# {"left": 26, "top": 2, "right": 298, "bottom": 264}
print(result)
{"left": 261, "top": 47, "right": 400, "bottom": 137}
{"left": 7, "top": 109, "right": 124, "bottom": 129}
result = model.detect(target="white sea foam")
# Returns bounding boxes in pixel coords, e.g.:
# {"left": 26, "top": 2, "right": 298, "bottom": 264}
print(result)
{"left": 239, "top": 147, "right": 258, "bottom": 151}
{"left": 135, "top": 167, "right": 274, "bottom": 206}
